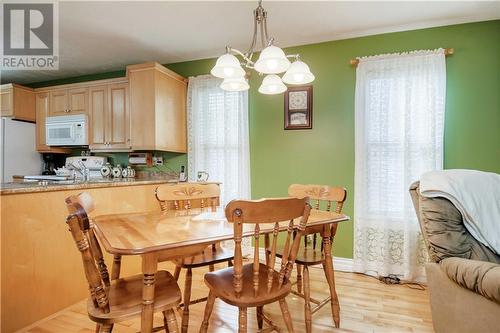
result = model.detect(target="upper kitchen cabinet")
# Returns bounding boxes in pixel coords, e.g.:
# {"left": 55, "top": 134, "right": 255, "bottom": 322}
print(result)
{"left": 35, "top": 92, "right": 70, "bottom": 153}
{"left": 0, "top": 84, "right": 36, "bottom": 122}
{"left": 127, "top": 62, "right": 187, "bottom": 152}
{"left": 89, "top": 81, "right": 130, "bottom": 151}
{"left": 49, "top": 87, "right": 88, "bottom": 116}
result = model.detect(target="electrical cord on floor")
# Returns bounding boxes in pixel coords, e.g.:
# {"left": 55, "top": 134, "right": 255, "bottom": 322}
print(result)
{"left": 378, "top": 274, "right": 426, "bottom": 290}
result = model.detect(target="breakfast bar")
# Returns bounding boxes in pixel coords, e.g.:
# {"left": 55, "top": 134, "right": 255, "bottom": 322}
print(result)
{"left": 0, "top": 180, "right": 214, "bottom": 332}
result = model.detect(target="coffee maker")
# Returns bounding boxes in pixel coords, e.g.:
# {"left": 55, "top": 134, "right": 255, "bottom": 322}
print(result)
{"left": 41, "top": 154, "right": 66, "bottom": 175}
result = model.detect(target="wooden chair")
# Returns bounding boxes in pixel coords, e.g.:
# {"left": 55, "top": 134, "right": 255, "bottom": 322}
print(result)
{"left": 276, "top": 184, "right": 347, "bottom": 332}
{"left": 65, "top": 192, "right": 181, "bottom": 333}
{"left": 155, "top": 183, "right": 234, "bottom": 333}
{"left": 200, "top": 197, "right": 312, "bottom": 333}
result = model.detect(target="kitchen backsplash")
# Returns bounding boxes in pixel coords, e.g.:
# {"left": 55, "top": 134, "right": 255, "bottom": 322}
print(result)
{"left": 71, "top": 150, "right": 187, "bottom": 178}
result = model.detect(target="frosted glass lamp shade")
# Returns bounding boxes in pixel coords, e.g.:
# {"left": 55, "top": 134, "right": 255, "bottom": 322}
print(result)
{"left": 254, "top": 45, "right": 291, "bottom": 74}
{"left": 258, "top": 74, "right": 287, "bottom": 94}
{"left": 211, "top": 53, "right": 246, "bottom": 79}
{"left": 282, "top": 60, "right": 315, "bottom": 85}
{"left": 220, "top": 77, "right": 249, "bottom": 92}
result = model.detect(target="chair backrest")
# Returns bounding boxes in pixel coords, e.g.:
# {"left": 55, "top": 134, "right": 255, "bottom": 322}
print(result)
{"left": 225, "top": 197, "right": 311, "bottom": 295}
{"left": 65, "top": 192, "right": 110, "bottom": 314}
{"left": 155, "top": 183, "right": 220, "bottom": 212}
{"left": 288, "top": 184, "right": 347, "bottom": 248}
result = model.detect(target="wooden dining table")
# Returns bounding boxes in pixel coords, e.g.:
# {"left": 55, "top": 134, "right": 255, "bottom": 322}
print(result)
{"left": 92, "top": 208, "right": 349, "bottom": 333}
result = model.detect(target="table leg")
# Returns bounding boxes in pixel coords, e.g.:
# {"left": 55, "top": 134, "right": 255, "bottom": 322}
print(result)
{"left": 322, "top": 225, "right": 340, "bottom": 328}
{"left": 141, "top": 253, "right": 158, "bottom": 333}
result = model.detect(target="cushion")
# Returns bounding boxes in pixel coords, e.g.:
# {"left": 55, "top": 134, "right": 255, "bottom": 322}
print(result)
{"left": 440, "top": 257, "right": 500, "bottom": 304}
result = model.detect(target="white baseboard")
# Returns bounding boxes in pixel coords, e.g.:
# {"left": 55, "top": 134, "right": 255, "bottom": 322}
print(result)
{"left": 332, "top": 256, "right": 354, "bottom": 272}
{"left": 256, "top": 248, "right": 353, "bottom": 272}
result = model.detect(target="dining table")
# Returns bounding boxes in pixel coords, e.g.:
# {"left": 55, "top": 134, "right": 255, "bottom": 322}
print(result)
{"left": 92, "top": 207, "right": 349, "bottom": 333}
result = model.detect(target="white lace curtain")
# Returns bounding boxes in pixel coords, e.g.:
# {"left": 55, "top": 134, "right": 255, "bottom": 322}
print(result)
{"left": 353, "top": 49, "right": 446, "bottom": 281}
{"left": 187, "top": 75, "right": 251, "bottom": 206}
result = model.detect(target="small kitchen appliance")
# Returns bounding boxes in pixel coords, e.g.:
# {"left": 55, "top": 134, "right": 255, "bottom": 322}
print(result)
{"left": 46, "top": 114, "right": 88, "bottom": 146}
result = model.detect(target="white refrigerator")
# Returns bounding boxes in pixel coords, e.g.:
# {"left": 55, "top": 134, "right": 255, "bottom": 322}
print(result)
{"left": 0, "top": 117, "right": 42, "bottom": 183}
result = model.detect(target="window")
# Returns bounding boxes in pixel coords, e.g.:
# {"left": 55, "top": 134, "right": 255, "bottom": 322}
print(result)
{"left": 353, "top": 49, "right": 446, "bottom": 280}
{"left": 187, "top": 75, "right": 250, "bottom": 205}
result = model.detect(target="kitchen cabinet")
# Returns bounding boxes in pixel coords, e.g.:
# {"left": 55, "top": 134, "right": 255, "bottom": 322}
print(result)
{"left": 89, "top": 82, "right": 130, "bottom": 150}
{"left": 35, "top": 92, "right": 70, "bottom": 153}
{"left": 49, "top": 87, "right": 88, "bottom": 116}
{"left": 128, "top": 62, "right": 187, "bottom": 152}
{"left": 0, "top": 84, "right": 36, "bottom": 122}
{"left": 28, "top": 62, "right": 186, "bottom": 153}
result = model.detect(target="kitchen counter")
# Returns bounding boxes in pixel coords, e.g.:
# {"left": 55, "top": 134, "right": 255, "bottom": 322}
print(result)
{"left": 0, "top": 177, "right": 182, "bottom": 195}
{"left": 1, "top": 180, "right": 221, "bottom": 332}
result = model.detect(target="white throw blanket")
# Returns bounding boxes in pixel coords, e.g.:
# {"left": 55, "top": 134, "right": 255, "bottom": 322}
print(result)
{"left": 420, "top": 169, "right": 500, "bottom": 255}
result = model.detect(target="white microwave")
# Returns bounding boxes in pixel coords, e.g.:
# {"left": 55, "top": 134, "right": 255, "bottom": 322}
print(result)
{"left": 46, "top": 114, "right": 88, "bottom": 146}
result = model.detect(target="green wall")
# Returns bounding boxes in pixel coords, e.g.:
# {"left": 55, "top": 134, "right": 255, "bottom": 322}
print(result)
{"left": 29, "top": 20, "right": 500, "bottom": 258}
{"left": 167, "top": 20, "right": 500, "bottom": 258}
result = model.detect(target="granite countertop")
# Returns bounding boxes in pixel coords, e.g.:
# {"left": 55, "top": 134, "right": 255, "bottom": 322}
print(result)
{"left": 0, "top": 177, "right": 181, "bottom": 195}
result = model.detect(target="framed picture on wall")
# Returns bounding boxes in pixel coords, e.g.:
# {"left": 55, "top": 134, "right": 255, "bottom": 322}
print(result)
{"left": 284, "top": 85, "right": 313, "bottom": 130}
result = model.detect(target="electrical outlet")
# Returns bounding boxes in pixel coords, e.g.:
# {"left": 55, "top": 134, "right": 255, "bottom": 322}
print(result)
{"left": 152, "top": 156, "right": 163, "bottom": 166}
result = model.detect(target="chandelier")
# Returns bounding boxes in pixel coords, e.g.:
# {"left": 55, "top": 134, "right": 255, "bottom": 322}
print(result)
{"left": 211, "top": 0, "right": 315, "bottom": 94}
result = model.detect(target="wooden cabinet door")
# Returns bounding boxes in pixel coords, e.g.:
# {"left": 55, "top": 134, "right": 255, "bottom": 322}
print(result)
{"left": 108, "top": 83, "right": 130, "bottom": 149}
{"left": 13, "top": 86, "right": 36, "bottom": 122}
{"left": 35, "top": 93, "right": 49, "bottom": 151}
{"left": 49, "top": 89, "right": 68, "bottom": 116}
{"left": 68, "top": 88, "right": 88, "bottom": 114}
{"left": 1, "top": 88, "right": 13, "bottom": 117}
{"left": 36, "top": 92, "right": 70, "bottom": 153}
{"left": 88, "top": 86, "right": 108, "bottom": 150}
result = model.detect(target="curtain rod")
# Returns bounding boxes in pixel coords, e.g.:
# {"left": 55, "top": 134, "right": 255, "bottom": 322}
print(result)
{"left": 349, "top": 48, "right": 454, "bottom": 66}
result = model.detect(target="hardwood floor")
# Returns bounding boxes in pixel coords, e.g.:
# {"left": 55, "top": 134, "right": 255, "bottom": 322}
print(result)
{"left": 22, "top": 263, "right": 433, "bottom": 333}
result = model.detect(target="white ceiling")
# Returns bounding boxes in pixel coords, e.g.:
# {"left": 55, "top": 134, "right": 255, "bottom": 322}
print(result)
{"left": 2, "top": 1, "right": 499, "bottom": 84}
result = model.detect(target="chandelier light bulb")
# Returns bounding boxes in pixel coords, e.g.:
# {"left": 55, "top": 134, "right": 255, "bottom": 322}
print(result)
{"left": 223, "top": 67, "right": 235, "bottom": 77}
{"left": 211, "top": 53, "right": 246, "bottom": 79}
{"left": 220, "top": 76, "right": 250, "bottom": 92}
{"left": 282, "top": 60, "right": 315, "bottom": 85}
{"left": 254, "top": 45, "right": 291, "bottom": 74}
{"left": 258, "top": 74, "right": 287, "bottom": 95}
{"left": 293, "top": 73, "right": 305, "bottom": 82}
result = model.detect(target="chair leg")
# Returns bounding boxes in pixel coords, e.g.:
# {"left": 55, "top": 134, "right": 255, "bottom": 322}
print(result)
{"left": 173, "top": 265, "right": 181, "bottom": 281}
{"left": 181, "top": 268, "right": 192, "bottom": 333}
{"left": 99, "top": 324, "right": 113, "bottom": 333}
{"left": 163, "top": 309, "right": 179, "bottom": 333}
{"left": 296, "top": 264, "right": 303, "bottom": 294}
{"left": 256, "top": 306, "right": 264, "bottom": 330}
{"left": 322, "top": 260, "right": 340, "bottom": 328}
{"left": 303, "top": 266, "right": 312, "bottom": 333}
{"left": 200, "top": 290, "right": 216, "bottom": 333}
{"left": 95, "top": 324, "right": 101, "bottom": 333}
{"left": 238, "top": 307, "right": 248, "bottom": 333}
{"left": 279, "top": 299, "right": 294, "bottom": 333}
